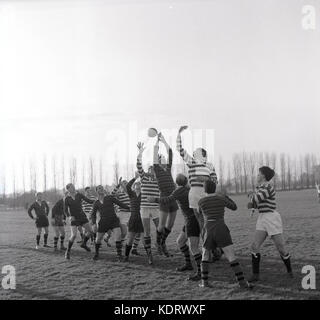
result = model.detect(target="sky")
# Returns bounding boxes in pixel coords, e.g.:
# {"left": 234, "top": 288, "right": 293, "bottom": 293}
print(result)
{"left": 0, "top": 0, "right": 319, "bottom": 192}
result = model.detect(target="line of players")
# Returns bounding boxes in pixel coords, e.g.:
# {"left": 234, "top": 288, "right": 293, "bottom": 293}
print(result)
{"left": 27, "top": 126, "right": 293, "bottom": 289}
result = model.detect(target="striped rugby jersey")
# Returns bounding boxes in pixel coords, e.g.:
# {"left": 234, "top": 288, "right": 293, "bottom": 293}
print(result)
{"left": 137, "top": 154, "right": 160, "bottom": 208}
{"left": 154, "top": 148, "right": 176, "bottom": 196}
{"left": 198, "top": 194, "right": 237, "bottom": 222}
{"left": 176, "top": 133, "right": 218, "bottom": 188}
{"left": 111, "top": 186, "right": 131, "bottom": 213}
{"left": 252, "top": 182, "right": 276, "bottom": 213}
{"left": 82, "top": 195, "right": 96, "bottom": 217}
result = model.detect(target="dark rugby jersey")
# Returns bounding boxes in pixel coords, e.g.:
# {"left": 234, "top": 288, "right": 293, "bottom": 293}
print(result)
{"left": 198, "top": 194, "right": 237, "bottom": 222}
{"left": 64, "top": 193, "right": 95, "bottom": 220}
{"left": 90, "top": 196, "right": 130, "bottom": 224}
{"left": 28, "top": 201, "right": 49, "bottom": 219}
{"left": 154, "top": 148, "right": 176, "bottom": 196}
{"left": 156, "top": 186, "right": 194, "bottom": 219}
{"left": 52, "top": 199, "right": 66, "bottom": 223}
{"left": 126, "top": 178, "right": 142, "bottom": 219}
{"left": 252, "top": 182, "right": 276, "bottom": 213}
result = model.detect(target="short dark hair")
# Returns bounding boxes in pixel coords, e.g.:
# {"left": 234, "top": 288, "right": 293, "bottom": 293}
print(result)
{"left": 204, "top": 180, "right": 216, "bottom": 194}
{"left": 259, "top": 166, "right": 275, "bottom": 181}
{"left": 84, "top": 187, "right": 90, "bottom": 192}
{"left": 200, "top": 148, "right": 207, "bottom": 158}
{"left": 176, "top": 174, "right": 188, "bottom": 187}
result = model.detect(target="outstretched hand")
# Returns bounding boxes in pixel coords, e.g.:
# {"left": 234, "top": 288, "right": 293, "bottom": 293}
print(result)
{"left": 137, "top": 142, "right": 145, "bottom": 153}
{"left": 178, "top": 125, "right": 188, "bottom": 133}
{"left": 117, "top": 177, "right": 122, "bottom": 187}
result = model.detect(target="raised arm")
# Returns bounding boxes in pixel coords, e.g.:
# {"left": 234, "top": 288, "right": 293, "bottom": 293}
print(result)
{"left": 153, "top": 139, "right": 160, "bottom": 165}
{"left": 137, "top": 142, "right": 146, "bottom": 178}
{"left": 158, "top": 133, "right": 172, "bottom": 168}
{"left": 176, "top": 126, "right": 193, "bottom": 165}
{"left": 207, "top": 162, "right": 218, "bottom": 184}
{"left": 126, "top": 178, "right": 136, "bottom": 198}
{"left": 111, "top": 177, "right": 122, "bottom": 196}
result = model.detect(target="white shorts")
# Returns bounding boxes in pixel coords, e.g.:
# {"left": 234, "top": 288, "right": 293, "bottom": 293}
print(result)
{"left": 141, "top": 207, "right": 159, "bottom": 220}
{"left": 117, "top": 211, "right": 130, "bottom": 225}
{"left": 256, "top": 211, "right": 283, "bottom": 236}
{"left": 189, "top": 186, "right": 206, "bottom": 209}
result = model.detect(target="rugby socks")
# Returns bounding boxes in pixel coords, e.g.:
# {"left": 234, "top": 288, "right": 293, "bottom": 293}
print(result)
{"left": 125, "top": 244, "right": 132, "bottom": 257}
{"left": 143, "top": 236, "right": 152, "bottom": 255}
{"left": 251, "top": 252, "right": 261, "bottom": 275}
{"left": 60, "top": 236, "right": 65, "bottom": 247}
{"left": 180, "top": 244, "right": 192, "bottom": 266}
{"left": 161, "top": 227, "right": 171, "bottom": 245}
{"left": 95, "top": 243, "right": 101, "bottom": 255}
{"left": 36, "top": 235, "right": 40, "bottom": 246}
{"left": 54, "top": 237, "right": 59, "bottom": 248}
{"left": 83, "top": 235, "right": 90, "bottom": 246}
{"left": 44, "top": 234, "right": 48, "bottom": 245}
{"left": 156, "top": 230, "right": 162, "bottom": 246}
{"left": 194, "top": 253, "right": 202, "bottom": 275}
{"left": 67, "top": 240, "right": 74, "bottom": 251}
{"left": 115, "top": 241, "right": 123, "bottom": 258}
{"left": 280, "top": 253, "right": 292, "bottom": 273}
{"left": 230, "top": 260, "right": 246, "bottom": 287}
{"left": 201, "top": 261, "right": 210, "bottom": 284}
{"left": 132, "top": 235, "right": 140, "bottom": 250}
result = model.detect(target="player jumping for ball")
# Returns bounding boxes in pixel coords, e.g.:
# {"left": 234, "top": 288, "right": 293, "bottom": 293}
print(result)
{"left": 136, "top": 142, "right": 160, "bottom": 264}
{"left": 153, "top": 133, "right": 179, "bottom": 257}
{"left": 148, "top": 173, "right": 202, "bottom": 280}
{"left": 27, "top": 192, "right": 50, "bottom": 249}
{"left": 247, "top": 166, "right": 293, "bottom": 282}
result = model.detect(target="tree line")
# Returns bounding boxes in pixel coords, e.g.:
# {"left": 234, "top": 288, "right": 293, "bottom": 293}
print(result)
{"left": 1, "top": 151, "right": 319, "bottom": 209}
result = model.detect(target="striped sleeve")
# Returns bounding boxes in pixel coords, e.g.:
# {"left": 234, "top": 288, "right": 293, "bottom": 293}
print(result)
{"left": 137, "top": 154, "right": 146, "bottom": 180}
{"left": 176, "top": 133, "right": 193, "bottom": 165}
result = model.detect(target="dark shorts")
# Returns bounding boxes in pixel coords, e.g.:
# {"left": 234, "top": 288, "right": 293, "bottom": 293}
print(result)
{"left": 97, "top": 217, "right": 120, "bottom": 233}
{"left": 159, "top": 200, "right": 179, "bottom": 213}
{"left": 128, "top": 215, "right": 144, "bottom": 233}
{"left": 203, "top": 220, "right": 233, "bottom": 250}
{"left": 35, "top": 215, "right": 49, "bottom": 228}
{"left": 182, "top": 215, "right": 200, "bottom": 238}
{"left": 52, "top": 217, "right": 65, "bottom": 227}
{"left": 71, "top": 215, "right": 89, "bottom": 227}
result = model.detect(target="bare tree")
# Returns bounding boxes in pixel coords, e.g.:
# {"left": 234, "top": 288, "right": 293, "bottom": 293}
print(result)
{"left": 43, "top": 155, "right": 47, "bottom": 192}
{"left": 69, "top": 158, "right": 77, "bottom": 185}
{"left": 218, "top": 156, "right": 224, "bottom": 191}
{"left": 248, "top": 152, "right": 256, "bottom": 191}
{"left": 232, "top": 154, "right": 240, "bottom": 194}
{"left": 89, "top": 157, "right": 94, "bottom": 187}
{"left": 61, "top": 156, "right": 65, "bottom": 189}
{"left": 242, "top": 151, "right": 248, "bottom": 193}
{"left": 99, "top": 158, "right": 103, "bottom": 185}
{"left": 304, "top": 154, "right": 311, "bottom": 189}
{"left": 280, "top": 153, "right": 286, "bottom": 190}
{"left": 287, "top": 155, "right": 292, "bottom": 191}
{"left": 52, "top": 156, "right": 57, "bottom": 194}
{"left": 113, "top": 158, "right": 120, "bottom": 185}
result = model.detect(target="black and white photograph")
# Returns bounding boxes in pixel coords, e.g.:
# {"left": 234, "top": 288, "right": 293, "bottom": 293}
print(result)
{"left": 0, "top": 0, "right": 319, "bottom": 305}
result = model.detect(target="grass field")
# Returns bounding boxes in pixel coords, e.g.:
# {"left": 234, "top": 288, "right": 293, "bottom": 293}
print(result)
{"left": 0, "top": 189, "right": 319, "bottom": 300}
